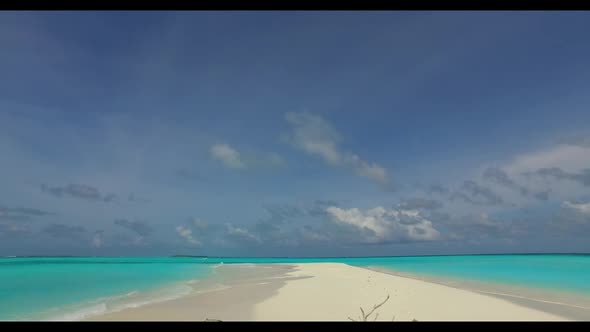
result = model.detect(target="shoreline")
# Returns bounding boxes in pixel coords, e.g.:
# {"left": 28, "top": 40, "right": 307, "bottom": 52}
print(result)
{"left": 87, "top": 263, "right": 302, "bottom": 321}
{"left": 362, "top": 266, "right": 590, "bottom": 321}
{"left": 87, "top": 263, "right": 580, "bottom": 321}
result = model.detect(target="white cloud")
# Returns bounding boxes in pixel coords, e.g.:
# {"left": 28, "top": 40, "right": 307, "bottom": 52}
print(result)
{"left": 284, "top": 112, "right": 342, "bottom": 164}
{"left": 132, "top": 236, "right": 146, "bottom": 246}
{"left": 210, "top": 143, "right": 284, "bottom": 169}
{"left": 490, "top": 144, "right": 590, "bottom": 203}
{"left": 210, "top": 143, "right": 245, "bottom": 169}
{"left": 325, "top": 206, "right": 439, "bottom": 243}
{"left": 226, "top": 224, "right": 260, "bottom": 243}
{"left": 563, "top": 201, "right": 590, "bottom": 214}
{"left": 91, "top": 232, "right": 103, "bottom": 248}
{"left": 347, "top": 154, "right": 389, "bottom": 184}
{"left": 505, "top": 145, "right": 590, "bottom": 174}
{"left": 175, "top": 226, "right": 201, "bottom": 246}
{"left": 285, "top": 112, "right": 390, "bottom": 185}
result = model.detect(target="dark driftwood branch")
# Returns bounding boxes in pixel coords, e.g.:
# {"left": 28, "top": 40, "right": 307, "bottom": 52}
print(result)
{"left": 364, "top": 294, "right": 390, "bottom": 319}
{"left": 348, "top": 294, "right": 390, "bottom": 321}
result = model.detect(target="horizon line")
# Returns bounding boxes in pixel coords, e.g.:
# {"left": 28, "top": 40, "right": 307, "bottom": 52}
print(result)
{"left": 3, "top": 252, "right": 590, "bottom": 259}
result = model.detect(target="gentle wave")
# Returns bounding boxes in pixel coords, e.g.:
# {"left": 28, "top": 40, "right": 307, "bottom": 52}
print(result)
{"left": 48, "top": 303, "right": 108, "bottom": 321}
{"left": 44, "top": 283, "right": 194, "bottom": 321}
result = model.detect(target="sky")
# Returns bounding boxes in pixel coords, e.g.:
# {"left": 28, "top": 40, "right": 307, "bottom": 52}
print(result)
{"left": 1, "top": 11, "right": 590, "bottom": 257}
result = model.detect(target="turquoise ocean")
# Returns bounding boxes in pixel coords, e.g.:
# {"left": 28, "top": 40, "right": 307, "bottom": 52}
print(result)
{"left": 1, "top": 254, "right": 589, "bottom": 320}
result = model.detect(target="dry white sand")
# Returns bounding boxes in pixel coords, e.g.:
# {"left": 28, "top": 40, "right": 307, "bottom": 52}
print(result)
{"left": 89, "top": 263, "right": 570, "bottom": 321}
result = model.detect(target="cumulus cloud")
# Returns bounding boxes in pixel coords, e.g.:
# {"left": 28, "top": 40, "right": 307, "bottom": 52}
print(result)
{"left": 529, "top": 167, "right": 590, "bottom": 187}
{"left": 307, "top": 200, "right": 340, "bottom": 217}
{"left": 284, "top": 112, "right": 390, "bottom": 185}
{"left": 196, "top": 200, "right": 341, "bottom": 247}
{"left": 172, "top": 197, "right": 542, "bottom": 249}
{"left": 225, "top": 224, "right": 261, "bottom": 244}
{"left": 347, "top": 154, "right": 389, "bottom": 185}
{"left": 450, "top": 181, "right": 503, "bottom": 205}
{"left": 198, "top": 200, "right": 344, "bottom": 248}
{"left": 493, "top": 144, "right": 590, "bottom": 203}
{"left": 210, "top": 143, "right": 245, "bottom": 169}
{"left": 483, "top": 167, "right": 529, "bottom": 196}
{"left": 435, "top": 212, "right": 528, "bottom": 242}
{"left": 325, "top": 206, "right": 440, "bottom": 243}
{"left": 482, "top": 167, "right": 550, "bottom": 201}
{"left": 114, "top": 219, "right": 152, "bottom": 237}
{"left": 505, "top": 145, "right": 590, "bottom": 174}
{"left": 175, "top": 226, "right": 201, "bottom": 246}
{"left": 43, "top": 224, "right": 85, "bottom": 239}
{"left": 176, "top": 217, "right": 223, "bottom": 246}
{"left": 563, "top": 201, "right": 590, "bottom": 215}
{"left": 547, "top": 202, "right": 590, "bottom": 235}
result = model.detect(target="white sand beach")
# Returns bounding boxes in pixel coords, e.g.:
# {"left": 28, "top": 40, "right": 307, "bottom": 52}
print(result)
{"left": 89, "top": 263, "right": 571, "bottom": 321}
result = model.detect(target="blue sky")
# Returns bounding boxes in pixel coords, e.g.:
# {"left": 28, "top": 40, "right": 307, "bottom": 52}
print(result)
{"left": 1, "top": 11, "right": 590, "bottom": 256}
